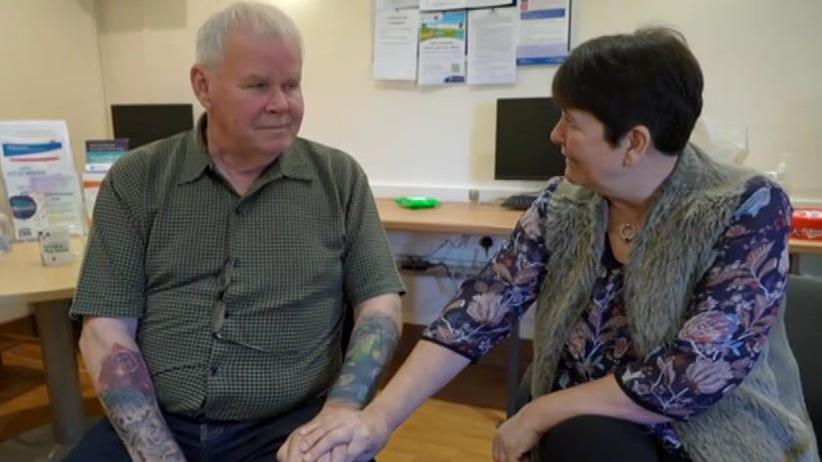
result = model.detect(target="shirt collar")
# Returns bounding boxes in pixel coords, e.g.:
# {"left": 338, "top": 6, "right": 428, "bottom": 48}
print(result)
{"left": 266, "top": 137, "right": 316, "bottom": 182}
{"left": 177, "top": 115, "right": 214, "bottom": 185}
{"left": 177, "top": 114, "right": 316, "bottom": 186}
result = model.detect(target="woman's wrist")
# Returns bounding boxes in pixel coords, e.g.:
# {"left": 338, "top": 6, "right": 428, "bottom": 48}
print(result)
{"left": 519, "top": 396, "right": 555, "bottom": 436}
{"left": 521, "top": 388, "right": 589, "bottom": 435}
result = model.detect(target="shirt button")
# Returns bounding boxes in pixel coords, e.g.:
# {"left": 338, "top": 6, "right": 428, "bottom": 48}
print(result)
{"left": 233, "top": 259, "right": 241, "bottom": 268}
{"left": 209, "top": 366, "right": 218, "bottom": 376}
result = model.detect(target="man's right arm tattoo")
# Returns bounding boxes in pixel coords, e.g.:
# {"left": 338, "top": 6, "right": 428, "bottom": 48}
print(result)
{"left": 97, "top": 343, "right": 186, "bottom": 462}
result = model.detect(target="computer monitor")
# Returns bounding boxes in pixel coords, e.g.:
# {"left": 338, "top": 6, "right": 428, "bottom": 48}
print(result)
{"left": 111, "top": 104, "right": 194, "bottom": 149}
{"left": 494, "top": 97, "right": 565, "bottom": 181}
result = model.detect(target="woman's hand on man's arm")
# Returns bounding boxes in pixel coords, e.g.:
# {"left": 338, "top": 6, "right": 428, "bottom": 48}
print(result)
{"left": 291, "top": 341, "right": 471, "bottom": 462}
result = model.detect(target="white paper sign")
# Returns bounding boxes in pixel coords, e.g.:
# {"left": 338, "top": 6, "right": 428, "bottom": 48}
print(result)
{"left": 420, "top": 0, "right": 512, "bottom": 12}
{"left": 374, "top": 8, "right": 420, "bottom": 80}
{"left": 375, "top": 0, "right": 420, "bottom": 10}
{"left": 0, "top": 120, "right": 85, "bottom": 240}
{"left": 467, "top": 7, "right": 518, "bottom": 85}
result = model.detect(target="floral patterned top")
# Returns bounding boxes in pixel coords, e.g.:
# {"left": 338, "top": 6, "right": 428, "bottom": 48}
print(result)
{"left": 422, "top": 176, "right": 792, "bottom": 459}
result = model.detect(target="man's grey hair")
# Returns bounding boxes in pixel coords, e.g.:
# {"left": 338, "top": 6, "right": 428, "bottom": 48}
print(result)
{"left": 196, "top": 2, "right": 303, "bottom": 68}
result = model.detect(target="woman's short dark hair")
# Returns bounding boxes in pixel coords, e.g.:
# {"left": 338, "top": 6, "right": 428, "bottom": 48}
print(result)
{"left": 552, "top": 27, "right": 703, "bottom": 155}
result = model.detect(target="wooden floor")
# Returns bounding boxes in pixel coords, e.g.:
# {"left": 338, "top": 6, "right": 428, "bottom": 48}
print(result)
{"left": 0, "top": 341, "right": 508, "bottom": 461}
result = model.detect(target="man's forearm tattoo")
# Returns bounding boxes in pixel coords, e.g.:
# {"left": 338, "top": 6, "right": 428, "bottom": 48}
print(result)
{"left": 328, "top": 312, "right": 400, "bottom": 407}
{"left": 98, "top": 343, "right": 185, "bottom": 462}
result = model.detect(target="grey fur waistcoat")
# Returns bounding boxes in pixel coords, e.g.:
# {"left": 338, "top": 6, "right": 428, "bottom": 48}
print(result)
{"left": 530, "top": 144, "right": 818, "bottom": 462}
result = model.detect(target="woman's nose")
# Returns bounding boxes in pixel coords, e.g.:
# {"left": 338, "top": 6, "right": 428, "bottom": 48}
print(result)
{"left": 550, "top": 120, "right": 564, "bottom": 146}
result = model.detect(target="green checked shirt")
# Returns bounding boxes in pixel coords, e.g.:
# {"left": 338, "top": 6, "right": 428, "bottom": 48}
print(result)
{"left": 71, "top": 118, "right": 404, "bottom": 420}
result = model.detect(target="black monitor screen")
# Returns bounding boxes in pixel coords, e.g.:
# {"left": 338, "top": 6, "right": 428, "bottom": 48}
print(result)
{"left": 111, "top": 104, "right": 194, "bottom": 149}
{"left": 494, "top": 97, "right": 565, "bottom": 181}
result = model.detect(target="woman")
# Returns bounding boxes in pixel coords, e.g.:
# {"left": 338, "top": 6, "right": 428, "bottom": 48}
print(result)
{"left": 281, "top": 27, "right": 818, "bottom": 462}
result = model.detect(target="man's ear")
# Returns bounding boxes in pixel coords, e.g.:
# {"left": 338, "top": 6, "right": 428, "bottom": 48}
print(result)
{"left": 191, "top": 64, "right": 212, "bottom": 110}
{"left": 621, "top": 125, "right": 652, "bottom": 167}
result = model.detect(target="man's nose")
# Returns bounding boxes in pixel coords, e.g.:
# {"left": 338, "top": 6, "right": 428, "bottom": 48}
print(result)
{"left": 266, "top": 87, "right": 288, "bottom": 112}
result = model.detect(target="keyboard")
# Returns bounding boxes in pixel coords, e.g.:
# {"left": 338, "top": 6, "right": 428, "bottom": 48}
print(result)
{"left": 501, "top": 194, "right": 537, "bottom": 210}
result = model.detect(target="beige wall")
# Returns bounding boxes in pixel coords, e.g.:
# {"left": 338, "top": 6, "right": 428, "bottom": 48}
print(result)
{"left": 0, "top": 0, "right": 107, "bottom": 216}
{"left": 96, "top": 0, "right": 214, "bottom": 112}
{"left": 96, "top": 0, "right": 822, "bottom": 202}
{"left": 0, "top": 0, "right": 107, "bottom": 319}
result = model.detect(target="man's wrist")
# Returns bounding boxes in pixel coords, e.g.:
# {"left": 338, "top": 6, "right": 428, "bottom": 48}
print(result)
{"left": 323, "top": 398, "right": 361, "bottom": 411}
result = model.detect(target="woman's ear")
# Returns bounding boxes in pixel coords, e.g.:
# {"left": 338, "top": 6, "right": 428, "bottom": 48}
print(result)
{"left": 190, "top": 65, "right": 212, "bottom": 110}
{"left": 621, "top": 125, "right": 652, "bottom": 167}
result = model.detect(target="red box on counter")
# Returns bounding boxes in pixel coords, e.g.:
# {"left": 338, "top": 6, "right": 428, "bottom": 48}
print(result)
{"left": 792, "top": 208, "right": 822, "bottom": 241}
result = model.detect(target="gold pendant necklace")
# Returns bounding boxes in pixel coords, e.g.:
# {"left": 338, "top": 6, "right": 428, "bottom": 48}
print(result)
{"left": 618, "top": 223, "right": 637, "bottom": 243}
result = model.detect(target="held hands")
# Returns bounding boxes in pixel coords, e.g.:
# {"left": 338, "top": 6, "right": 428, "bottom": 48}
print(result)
{"left": 279, "top": 402, "right": 540, "bottom": 462}
{"left": 492, "top": 405, "right": 542, "bottom": 462}
{"left": 276, "top": 402, "right": 391, "bottom": 462}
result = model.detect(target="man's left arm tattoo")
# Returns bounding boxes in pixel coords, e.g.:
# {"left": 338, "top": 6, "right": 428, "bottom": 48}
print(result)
{"left": 327, "top": 312, "right": 400, "bottom": 407}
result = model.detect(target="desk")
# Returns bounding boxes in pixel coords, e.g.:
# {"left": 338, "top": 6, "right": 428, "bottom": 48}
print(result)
{"left": 376, "top": 198, "right": 822, "bottom": 256}
{"left": 0, "top": 239, "right": 85, "bottom": 459}
{"left": 790, "top": 239, "right": 822, "bottom": 256}
{"left": 1, "top": 202, "right": 820, "bottom": 448}
{"left": 377, "top": 199, "right": 520, "bottom": 235}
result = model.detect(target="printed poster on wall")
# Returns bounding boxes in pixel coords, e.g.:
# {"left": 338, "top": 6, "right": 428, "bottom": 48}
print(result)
{"left": 517, "top": 0, "right": 571, "bottom": 65}
{"left": 0, "top": 120, "right": 85, "bottom": 240}
{"left": 418, "top": 10, "right": 467, "bottom": 85}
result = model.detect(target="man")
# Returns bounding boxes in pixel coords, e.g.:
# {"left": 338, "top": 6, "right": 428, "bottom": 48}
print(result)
{"left": 66, "top": 3, "right": 404, "bottom": 461}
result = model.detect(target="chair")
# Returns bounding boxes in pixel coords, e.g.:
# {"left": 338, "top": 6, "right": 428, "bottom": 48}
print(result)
{"left": 511, "top": 274, "right": 822, "bottom": 446}
{"left": 785, "top": 274, "right": 822, "bottom": 445}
